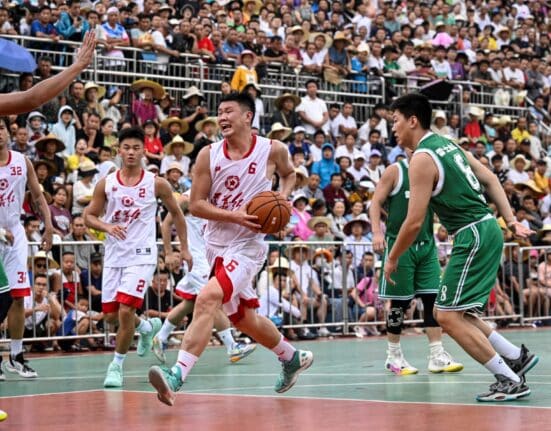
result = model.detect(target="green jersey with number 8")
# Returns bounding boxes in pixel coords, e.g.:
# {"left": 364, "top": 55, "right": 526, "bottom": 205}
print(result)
{"left": 415, "top": 133, "right": 492, "bottom": 233}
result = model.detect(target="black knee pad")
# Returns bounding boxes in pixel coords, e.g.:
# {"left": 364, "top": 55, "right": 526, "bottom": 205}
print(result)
{"left": 0, "top": 291, "right": 13, "bottom": 324}
{"left": 386, "top": 300, "right": 410, "bottom": 335}
{"left": 419, "top": 293, "right": 439, "bottom": 327}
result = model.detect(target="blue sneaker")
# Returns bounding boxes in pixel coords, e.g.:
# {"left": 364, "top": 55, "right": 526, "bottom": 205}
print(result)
{"left": 229, "top": 342, "right": 257, "bottom": 363}
{"left": 152, "top": 335, "right": 168, "bottom": 363}
{"left": 148, "top": 365, "right": 183, "bottom": 406}
{"left": 104, "top": 362, "right": 123, "bottom": 388}
{"left": 274, "top": 350, "right": 313, "bottom": 393}
{"left": 137, "top": 318, "right": 162, "bottom": 357}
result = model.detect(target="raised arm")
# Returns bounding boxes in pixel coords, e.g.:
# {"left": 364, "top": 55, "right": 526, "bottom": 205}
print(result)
{"left": 189, "top": 146, "right": 261, "bottom": 231}
{"left": 369, "top": 164, "right": 398, "bottom": 254}
{"left": 25, "top": 158, "right": 53, "bottom": 251}
{"left": 156, "top": 177, "right": 192, "bottom": 270}
{"left": 0, "top": 32, "right": 95, "bottom": 116}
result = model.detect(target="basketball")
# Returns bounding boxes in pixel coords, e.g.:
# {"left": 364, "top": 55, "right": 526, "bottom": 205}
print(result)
{"left": 246, "top": 191, "right": 291, "bottom": 234}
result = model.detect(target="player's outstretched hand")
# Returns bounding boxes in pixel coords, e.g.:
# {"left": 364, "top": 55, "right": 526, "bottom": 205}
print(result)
{"left": 234, "top": 207, "right": 262, "bottom": 232}
{"left": 181, "top": 247, "right": 193, "bottom": 272}
{"left": 508, "top": 221, "right": 534, "bottom": 239}
{"left": 372, "top": 232, "right": 386, "bottom": 254}
{"left": 75, "top": 31, "right": 96, "bottom": 70}
{"left": 383, "top": 258, "right": 397, "bottom": 285}
{"left": 41, "top": 227, "right": 53, "bottom": 251}
{"left": 107, "top": 224, "right": 127, "bottom": 240}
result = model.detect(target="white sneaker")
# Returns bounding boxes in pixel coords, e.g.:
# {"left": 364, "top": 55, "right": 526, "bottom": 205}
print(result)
{"left": 353, "top": 326, "right": 366, "bottom": 338}
{"left": 385, "top": 353, "right": 418, "bottom": 375}
{"left": 428, "top": 350, "right": 464, "bottom": 373}
{"left": 318, "top": 327, "right": 331, "bottom": 337}
{"left": 5, "top": 353, "right": 38, "bottom": 378}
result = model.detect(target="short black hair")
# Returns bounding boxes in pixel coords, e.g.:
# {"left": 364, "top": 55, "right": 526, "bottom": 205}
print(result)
{"left": 491, "top": 154, "right": 503, "bottom": 163}
{"left": 24, "top": 215, "right": 39, "bottom": 227}
{"left": 390, "top": 93, "right": 432, "bottom": 130}
{"left": 369, "top": 129, "right": 381, "bottom": 137}
{"left": 220, "top": 92, "right": 256, "bottom": 119}
{"left": 305, "top": 79, "right": 319, "bottom": 88}
{"left": 62, "top": 251, "right": 75, "bottom": 258}
{"left": 118, "top": 126, "right": 145, "bottom": 144}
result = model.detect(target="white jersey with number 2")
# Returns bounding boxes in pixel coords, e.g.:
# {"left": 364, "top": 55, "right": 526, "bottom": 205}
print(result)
{"left": 103, "top": 170, "right": 158, "bottom": 268}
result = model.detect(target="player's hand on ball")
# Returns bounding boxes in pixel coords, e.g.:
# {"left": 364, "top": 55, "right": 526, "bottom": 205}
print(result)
{"left": 180, "top": 247, "right": 193, "bottom": 272}
{"left": 234, "top": 206, "right": 262, "bottom": 232}
{"left": 384, "top": 258, "right": 397, "bottom": 285}
{"left": 372, "top": 232, "right": 386, "bottom": 254}
{"left": 107, "top": 224, "right": 127, "bottom": 240}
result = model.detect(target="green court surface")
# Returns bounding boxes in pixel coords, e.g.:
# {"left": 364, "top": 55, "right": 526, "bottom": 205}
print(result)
{"left": 2, "top": 328, "right": 550, "bottom": 407}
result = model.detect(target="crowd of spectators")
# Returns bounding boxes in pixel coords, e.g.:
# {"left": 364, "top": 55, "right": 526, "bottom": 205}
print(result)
{"left": 2, "top": 0, "right": 551, "bottom": 347}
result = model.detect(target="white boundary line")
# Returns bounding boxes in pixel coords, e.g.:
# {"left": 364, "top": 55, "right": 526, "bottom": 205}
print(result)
{"left": 0, "top": 389, "right": 103, "bottom": 399}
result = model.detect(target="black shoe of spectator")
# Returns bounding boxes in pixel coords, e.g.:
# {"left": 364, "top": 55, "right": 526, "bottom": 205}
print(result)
{"left": 297, "top": 328, "right": 318, "bottom": 340}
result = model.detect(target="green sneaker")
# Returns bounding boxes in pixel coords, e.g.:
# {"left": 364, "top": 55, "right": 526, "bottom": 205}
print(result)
{"left": 103, "top": 362, "right": 123, "bottom": 388}
{"left": 152, "top": 335, "right": 168, "bottom": 363}
{"left": 148, "top": 365, "right": 183, "bottom": 406}
{"left": 137, "top": 318, "right": 162, "bottom": 357}
{"left": 274, "top": 350, "right": 313, "bottom": 393}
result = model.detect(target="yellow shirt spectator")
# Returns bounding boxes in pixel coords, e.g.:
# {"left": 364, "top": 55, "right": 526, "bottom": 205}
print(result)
{"left": 511, "top": 127, "right": 531, "bottom": 144}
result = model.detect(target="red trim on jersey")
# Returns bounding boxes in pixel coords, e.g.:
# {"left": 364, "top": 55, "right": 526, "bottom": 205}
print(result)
{"left": 102, "top": 301, "right": 119, "bottom": 313}
{"left": 116, "top": 291, "right": 144, "bottom": 309}
{"left": 10, "top": 287, "right": 31, "bottom": 298}
{"left": 222, "top": 134, "right": 257, "bottom": 161}
{"left": 213, "top": 256, "right": 233, "bottom": 304}
{"left": 116, "top": 169, "right": 145, "bottom": 187}
{"left": 175, "top": 290, "right": 197, "bottom": 301}
{"left": 6, "top": 150, "right": 12, "bottom": 166}
{"left": 228, "top": 298, "right": 260, "bottom": 324}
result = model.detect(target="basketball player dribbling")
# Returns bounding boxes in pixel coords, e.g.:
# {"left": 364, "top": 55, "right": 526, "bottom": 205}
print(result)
{"left": 84, "top": 127, "right": 192, "bottom": 388}
{"left": 149, "top": 92, "right": 313, "bottom": 406}
{"left": 152, "top": 192, "right": 257, "bottom": 364}
{"left": 0, "top": 32, "right": 96, "bottom": 379}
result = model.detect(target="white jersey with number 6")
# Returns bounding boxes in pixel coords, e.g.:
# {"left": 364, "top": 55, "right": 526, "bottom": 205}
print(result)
{"left": 205, "top": 135, "right": 272, "bottom": 248}
{"left": 103, "top": 170, "right": 158, "bottom": 268}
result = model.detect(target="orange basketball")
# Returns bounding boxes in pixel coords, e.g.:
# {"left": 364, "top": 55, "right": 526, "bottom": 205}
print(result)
{"left": 246, "top": 191, "right": 291, "bottom": 234}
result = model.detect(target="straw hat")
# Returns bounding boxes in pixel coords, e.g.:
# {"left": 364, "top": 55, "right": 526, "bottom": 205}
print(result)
{"left": 492, "top": 115, "right": 512, "bottom": 127}
{"left": 343, "top": 214, "right": 370, "bottom": 236}
{"left": 514, "top": 179, "right": 544, "bottom": 194}
{"left": 309, "top": 32, "right": 332, "bottom": 48}
{"left": 164, "top": 135, "right": 194, "bottom": 156}
{"left": 511, "top": 154, "right": 530, "bottom": 170}
{"left": 165, "top": 161, "right": 185, "bottom": 175}
{"left": 130, "top": 79, "right": 166, "bottom": 100}
{"left": 35, "top": 133, "right": 66, "bottom": 153}
{"left": 33, "top": 159, "right": 56, "bottom": 177}
{"left": 243, "top": 0, "right": 262, "bottom": 13}
{"left": 160, "top": 116, "right": 189, "bottom": 135}
{"left": 195, "top": 116, "right": 219, "bottom": 133}
{"left": 356, "top": 41, "right": 370, "bottom": 53}
{"left": 289, "top": 25, "right": 304, "bottom": 34}
{"left": 84, "top": 81, "right": 106, "bottom": 99}
{"left": 268, "top": 257, "right": 290, "bottom": 271}
{"left": 434, "top": 110, "right": 447, "bottom": 122}
{"left": 267, "top": 122, "right": 292, "bottom": 141}
{"left": 497, "top": 26, "right": 511, "bottom": 35}
{"left": 27, "top": 250, "right": 59, "bottom": 269}
{"left": 286, "top": 243, "right": 312, "bottom": 258}
{"left": 307, "top": 216, "right": 332, "bottom": 231}
{"left": 182, "top": 85, "right": 204, "bottom": 100}
{"left": 274, "top": 93, "right": 301, "bottom": 111}
{"left": 468, "top": 106, "right": 485, "bottom": 118}
{"left": 78, "top": 160, "right": 98, "bottom": 176}
{"left": 332, "top": 31, "right": 350, "bottom": 45}
{"left": 539, "top": 224, "right": 551, "bottom": 237}
{"left": 294, "top": 168, "right": 308, "bottom": 188}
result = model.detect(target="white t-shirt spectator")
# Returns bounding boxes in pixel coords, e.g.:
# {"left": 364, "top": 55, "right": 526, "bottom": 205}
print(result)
{"left": 72, "top": 179, "right": 95, "bottom": 215}
{"left": 331, "top": 113, "right": 358, "bottom": 140}
{"left": 334, "top": 146, "right": 362, "bottom": 161}
{"left": 348, "top": 165, "right": 369, "bottom": 183}
{"left": 507, "top": 169, "right": 529, "bottom": 184}
{"left": 151, "top": 30, "right": 170, "bottom": 72}
{"left": 160, "top": 155, "right": 191, "bottom": 176}
{"left": 397, "top": 54, "right": 416, "bottom": 75}
{"left": 290, "top": 260, "right": 319, "bottom": 297}
{"left": 503, "top": 67, "right": 525, "bottom": 86}
{"left": 296, "top": 96, "right": 329, "bottom": 136}
{"left": 24, "top": 294, "right": 48, "bottom": 330}
{"left": 431, "top": 59, "right": 452, "bottom": 80}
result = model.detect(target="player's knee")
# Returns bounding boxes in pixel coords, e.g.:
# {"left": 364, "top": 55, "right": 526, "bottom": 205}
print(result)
{"left": 104, "top": 312, "right": 118, "bottom": 324}
{"left": 195, "top": 288, "right": 223, "bottom": 316}
{"left": 434, "top": 310, "right": 460, "bottom": 331}
{"left": 386, "top": 300, "right": 409, "bottom": 335}
{"left": 9, "top": 297, "right": 23, "bottom": 311}
{"left": 118, "top": 304, "right": 135, "bottom": 321}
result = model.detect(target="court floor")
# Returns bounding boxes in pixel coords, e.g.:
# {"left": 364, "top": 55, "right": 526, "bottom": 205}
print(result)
{"left": 1, "top": 329, "right": 550, "bottom": 431}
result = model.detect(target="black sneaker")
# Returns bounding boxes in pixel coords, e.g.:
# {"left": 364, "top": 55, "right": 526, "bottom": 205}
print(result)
{"left": 5, "top": 353, "right": 37, "bottom": 378}
{"left": 0, "top": 358, "right": 4, "bottom": 381}
{"left": 476, "top": 374, "right": 531, "bottom": 402}
{"left": 503, "top": 345, "right": 539, "bottom": 377}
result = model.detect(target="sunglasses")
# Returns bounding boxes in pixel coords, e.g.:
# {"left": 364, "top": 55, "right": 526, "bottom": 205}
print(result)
{"left": 35, "top": 262, "right": 47, "bottom": 269}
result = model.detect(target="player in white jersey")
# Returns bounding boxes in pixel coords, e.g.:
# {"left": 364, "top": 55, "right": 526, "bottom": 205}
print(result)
{"left": 152, "top": 192, "right": 256, "bottom": 364}
{"left": 0, "top": 32, "right": 96, "bottom": 379}
{"left": 84, "top": 127, "right": 192, "bottom": 388}
{"left": 149, "top": 92, "right": 313, "bottom": 407}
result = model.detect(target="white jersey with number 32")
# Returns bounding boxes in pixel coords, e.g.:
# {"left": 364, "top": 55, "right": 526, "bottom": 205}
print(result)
{"left": 205, "top": 135, "right": 272, "bottom": 247}
{"left": 0, "top": 151, "right": 27, "bottom": 228}
{"left": 103, "top": 170, "right": 158, "bottom": 268}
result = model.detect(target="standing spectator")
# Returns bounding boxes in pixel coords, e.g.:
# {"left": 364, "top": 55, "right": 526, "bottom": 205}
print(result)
{"left": 130, "top": 79, "right": 165, "bottom": 126}
{"left": 72, "top": 160, "right": 97, "bottom": 215}
{"left": 67, "top": 80, "right": 86, "bottom": 128}
{"left": 101, "top": 8, "right": 130, "bottom": 70}
{"left": 243, "top": 83, "right": 263, "bottom": 131}
{"left": 56, "top": 251, "right": 82, "bottom": 311}
{"left": 49, "top": 187, "right": 72, "bottom": 237}
{"left": 230, "top": 50, "right": 258, "bottom": 92}
{"left": 272, "top": 93, "right": 301, "bottom": 130}
{"left": 31, "top": 6, "right": 62, "bottom": 52}
{"left": 172, "top": 20, "right": 198, "bottom": 55}
{"left": 56, "top": 0, "right": 89, "bottom": 42}
{"left": 142, "top": 269, "right": 177, "bottom": 320}
{"left": 0, "top": 7, "right": 17, "bottom": 35}
{"left": 63, "top": 216, "right": 97, "bottom": 271}
{"left": 331, "top": 103, "right": 358, "bottom": 145}
{"left": 222, "top": 28, "right": 245, "bottom": 61}
{"left": 26, "top": 111, "right": 47, "bottom": 147}
{"left": 181, "top": 86, "right": 207, "bottom": 143}
{"left": 464, "top": 106, "right": 484, "bottom": 144}
{"left": 52, "top": 106, "right": 77, "bottom": 157}
{"left": 296, "top": 79, "right": 329, "bottom": 137}
{"left": 267, "top": 122, "right": 292, "bottom": 143}
{"left": 151, "top": 23, "right": 180, "bottom": 73}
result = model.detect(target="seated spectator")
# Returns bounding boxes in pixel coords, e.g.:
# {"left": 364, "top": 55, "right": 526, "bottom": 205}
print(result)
{"left": 82, "top": 82, "right": 106, "bottom": 121}
{"left": 72, "top": 160, "right": 97, "bottom": 215}
{"left": 160, "top": 135, "right": 193, "bottom": 177}
{"left": 26, "top": 111, "right": 47, "bottom": 147}
{"left": 491, "top": 155, "right": 509, "bottom": 185}
{"left": 272, "top": 93, "right": 301, "bottom": 131}
{"left": 23, "top": 274, "right": 62, "bottom": 351}
{"left": 59, "top": 297, "right": 102, "bottom": 350}
{"left": 76, "top": 112, "right": 104, "bottom": 159}
{"left": 130, "top": 79, "right": 165, "bottom": 126}
{"left": 181, "top": 86, "right": 207, "bottom": 143}
{"left": 230, "top": 50, "right": 258, "bottom": 93}
{"left": 160, "top": 116, "right": 189, "bottom": 147}
{"left": 508, "top": 154, "right": 530, "bottom": 184}
{"left": 267, "top": 122, "right": 292, "bottom": 143}
{"left": 350, "top": 269, "right": 381, "bottom": 338}
{"left": 431, "top": 110, "right": 452, "bottom": 137}
{"left": 328, "top": 200, "right": 347, "bottom": 239}
{"left": 192, "top": 117, "right": 220, "bottom": 160}
{"left": 33, "top": 159, "right": 56, "bottom": 195}
{"left": 52, "top": 106, "right": 77, "bottom": 157}
{"left": 35, "top": 134, "right": 65, "bottom": 178}
{"left": 143, "top": 119, "right": 163, "bottom": 167}
{"left": 142, "top": 269, "right": 179, "bottom": 320}
{"left": 307, "top": 216, "right": 334, "bottom": 242}
{"left": 66, "top": 139, "right": 93, "bottom": 184}
{"left": 322, "top": 173, "right": 348, "bottom": 211}
{"left": 289, "top": 193, "right": 312, "bottom": 241}
{"left": 511, "top": 117, "right": 531, "bottom": 144}
{"left": 464, "top": 106, "right": 485, "bottom": 144}
{"left": 80, "top": 252, "right": 103, "bottom": 313}
{"left": 311, "top": 143, "right": 339, "bottom": 189}
{"left": 27, "top": 250, "right": 62, "bottom": 297}
{"left": 348, "top": 154, "right": 369, "bottom": 184}
{"left": 164, "top": 162, "right": 185, "bottom": 195}
{"left": 11, "top": 126, "right": 36, "bottom": 160}
{"left": 365, "top": 149, "right": 385, "bottom": 184}
{"left": 49, "top": 187, "right": 72, "bottom": 237}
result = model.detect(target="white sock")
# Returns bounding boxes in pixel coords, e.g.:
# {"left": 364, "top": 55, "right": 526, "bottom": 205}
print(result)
{"left": 429, "top": 341, "right": 444, "bottom": 357}
{"left": 217, "top": 328, "right": 237, "bottom": 353}
{"left": 10, "top": 339, "right": 23, "bottom": 357}
{"left": 488, "top": 331, "right": 521, "bottom": 360}
{"left": 136, "top": 318, "right": 152, "bottom": 334}
{"left": 388, "top": 342, "right": 401, "bottom": 357}
{"left": 173, "top": 350, "right": 198, "bottom": 382}
{"left": 484, "top": 354, "right": 520, "bottom": 383}
{"left": 271, "top": 335, "right": 296, "bottom": 362}
{"left": 157, "top": 320, "right": 176, "bottom": 344}
{"left": 113, "top": 352, "right": 126, "bottom": 366}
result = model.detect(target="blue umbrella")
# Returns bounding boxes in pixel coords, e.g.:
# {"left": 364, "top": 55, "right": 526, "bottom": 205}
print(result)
{"left": 0, "top": 38, "right": 37, "bottom": 73}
